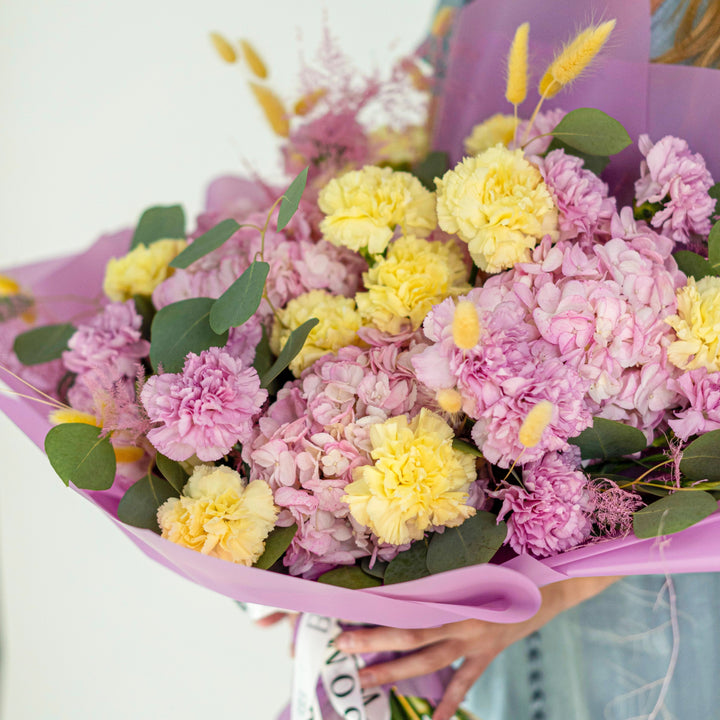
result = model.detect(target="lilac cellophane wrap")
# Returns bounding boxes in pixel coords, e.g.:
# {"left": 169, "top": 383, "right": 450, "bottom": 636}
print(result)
{"left": 3, "top": 0, "right": 720, "bottom": 644}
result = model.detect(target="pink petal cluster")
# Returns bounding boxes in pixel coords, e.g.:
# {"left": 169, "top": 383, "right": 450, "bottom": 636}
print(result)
{"left": 141, "top": 347, "right": 267, "bottom": 462}
{"left": 63, "top": 300, "right": 149, "bottom": 378}
{"left": 536, "top": 149, "right": 615, "bottom": 241}
{"left": 413, "top": 290, "right": 592, "bottom": 467}
{"left": 515, "top": 108, "right": 566, "bottom": 154}
{"left": 496, "top": 449, "right": 594, "bottom": 557}
{"left": 669, "top": 368, "right": 720, "bottom": 440}
{"left": 243, "top": 332, "right": 458, "bottom": 578}
{"left": 634, "top": 134, "right": 715, "bottom": 245}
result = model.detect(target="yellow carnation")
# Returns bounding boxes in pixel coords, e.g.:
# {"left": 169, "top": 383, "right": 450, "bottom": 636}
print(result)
{"left": 157, "top": 464, "right": 278, "bottom": 566}
{"left": 436, "top": 146, "right": 558, "bottom": 273}
{"left": 318, "top": 165, "right": 437, "bottom": 256}
{"left": 271, "top": 290, "right": 363, "bottom": 376}
{"left": 356, "top": 235, "right": 470, "bottom": 334}
{"left": 103, "top": 238, "right": 187, "bottom": 301}
{"left": 369, "top": 125, "right": 429, "bottom": 167}
{"left": 343, "top": 409, "right": 476, "bottom": 546}
{"left": 666, "top": 276, "right": 720, "bottom": 372}
{"left": 464, "top": 114, "right": 518, "bottom": 156}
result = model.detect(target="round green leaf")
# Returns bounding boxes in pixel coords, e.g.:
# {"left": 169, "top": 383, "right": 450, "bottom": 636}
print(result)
{"left": 426, "top": 512, "right": 506, "bottom": 574}
{"left": 680, "top": 430, "right": 720, "bottom": 483}
{"left": 383, "top": 539, "right": 430, "bottom": 585}
{"left": 149, "top": 297, "right": 228, "bottom": 373}
{"left": 155, "top": 453, "right": 188, "bottom": 494}
{"left": 633, "top": 491, "right": 717, "bottom": 539}
{"left": 170, "top": 219, "right": 240, "bottom": 269}
{"left": 13, "top": 323, "right": 76, "bottom": 365}
{"left": 277, "top": 167, "right": 309, "bottom": 231}
{"left": 130, "top": 205, "right": 185, "bottom": 250}
{"left": 209, "top": 260, "right": 270, "bottom": 333}
{"left": 673, "top": 250, "right": 715, "bottom": 281}
{"left": 44, "top": 423, "right": 116, "bottom": 490}
{"left": 317, "top": 566, "right": 382, "bottom": 589}
{"left": 708, "top": 221, "right": 720, "bottom": 274}
{"left": 117, "top": 473, "right": 179, "bottom": 532}
{"left": 254, "top": 524, "right": 298, "bottom": 570}
{"left": 551, "top": 108, "right": 631, "bottom": 156}
{"left": 569, "top": 417, "right": 647, "bottom": 461}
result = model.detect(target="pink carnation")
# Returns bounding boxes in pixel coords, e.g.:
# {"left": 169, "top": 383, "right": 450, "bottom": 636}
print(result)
{"left": 669, "top": 368, "right": 720, "bottom": 440}
{"left": 537, "top": 149, "right": 615, "bottom": 241}
{"left": 634, "top": 134, "right": 715, "bottom": 245}
{"left": 63, "top": 301, "right": 149, "bottom": 378}
{"left": 141, "top": 347, "right": 267, "bottom": 462}
{"left": 496, "top": 450, "right": 594, "bottom": 557}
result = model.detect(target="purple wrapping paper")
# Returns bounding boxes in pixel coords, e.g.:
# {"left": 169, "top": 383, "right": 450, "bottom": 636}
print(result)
{"left": 3, "top": 0, "right": 720, "bottom": 634}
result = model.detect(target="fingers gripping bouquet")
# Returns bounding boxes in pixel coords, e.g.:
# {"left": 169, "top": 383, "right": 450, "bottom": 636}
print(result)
{"left": 2, "top": 1, "right": 720, "bottom": 718}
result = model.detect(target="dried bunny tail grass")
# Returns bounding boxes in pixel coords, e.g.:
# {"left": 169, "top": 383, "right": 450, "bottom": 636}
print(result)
{"left": 249, "top": 82, "right": 289, "bottom": 137}
{"left": 505, "top": 22, "right": 530, "bottom": 106}
{"left": 431, "top": 6, "right": 456, "bottom": 38}
{"left": 210, "top": 32, "right": 237, "bottom": 63}
{"left": 239, "top": 39, "right": 268, "bottom": 79}
{"left": 538, "top": 19, "right": 616, "bottom": 99}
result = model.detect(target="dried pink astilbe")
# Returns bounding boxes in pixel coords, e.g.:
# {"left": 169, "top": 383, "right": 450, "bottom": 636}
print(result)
{"left": 588, "top": 479, "right": 645, "bottom": 539}
{"left": 634, "top": 134, "right": 715, "bottom": 245}
{"left": 141, "top": 347, "right": 267, "bottom": 462}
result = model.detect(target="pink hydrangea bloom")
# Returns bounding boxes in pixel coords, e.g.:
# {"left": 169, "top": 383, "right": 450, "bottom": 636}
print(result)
{"left": 63, "top": 301, "right": 149, "bottom": 378}
{"left": 536, "top": 149, "right": 615, "bottom": 241}
{"left": 414, "top": 290, "right": 592, "bottom": 467}
{"left": 634, "top": 134, "right": 715, "bottom": 245}
{"left": 141, "top": 347, "right": 267, "bottom": 462}
{"left": 669, "top": 368, "right": 720, "bottom": 440}
{"left": 243, "top": 333, "right": 470, "bottom": 578}
{"left": 496, "top": 449, "right": 594, "bottom": 557}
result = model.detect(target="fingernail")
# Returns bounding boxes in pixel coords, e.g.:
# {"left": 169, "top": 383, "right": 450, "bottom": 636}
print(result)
{"left": 358, "top": 669, "right": 375, "bottom": 687}
{"left": 334, "top": 633, "right": 354, "bottom": 652}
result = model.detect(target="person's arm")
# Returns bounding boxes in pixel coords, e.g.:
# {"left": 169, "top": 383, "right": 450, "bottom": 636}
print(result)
{"left": 334, "top": 575, "right": 621, "bottom": 720}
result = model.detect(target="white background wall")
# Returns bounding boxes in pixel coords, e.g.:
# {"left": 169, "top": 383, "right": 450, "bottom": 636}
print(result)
{"left": 0, "top": 1, "right": 435, "bottom": 718}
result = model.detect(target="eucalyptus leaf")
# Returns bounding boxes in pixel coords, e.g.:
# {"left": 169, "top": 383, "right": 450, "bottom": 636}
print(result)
{"left": 680, "top": 430, "right": 720, "bottom": 482}
{"left": 277, "top": 167, "right": 309, "bottom": 231}
{"left": 155, "top": 453, "right": 188, "bottom": 494}
{"left": 673, "top": 250, "right": 715, "bottom": 280}
{"left": 452, "top": 438, "right": 483, "bottom": 457}
{"left": 13, "top": 323, "right": 76, "bottom": 365}
{"left": 260, "top": 318, "right": 318, "bottom": 388}
{"left": 117, "top": 472, "right": 179, "bottom": 532}
{"left": 170, "top": 219, "right": 240, "bottom": 269}
{"left": 252, "top": 325, "right": 274, "bottom": 379}
{"left": 709, "top": 183, "right": 720, "bottom": 215}
{"left": 132, "top": 294, "right": 155, "bottom": 340}
{"left": 150, "top": 297, "right": 228, "bottom": 373}
{"left": 569, "top": 417, "right": 647, "bottom": 461}
{"left": 317, "top": 566, "right": 382, "bottom": 589}
{"left": 209, "top": 261, "right": 270, "bottom": 333}
{"left": 413, "top": 151, "right": 449, "bottom": 191}
{"left": 130, "top": 205, "right": 185, "bottom": 250}
{"left": 384, "top": 539, "right": 430, "bottom": 585}
{"left": 545, "top": 137, "right": 609, "bottom": 175}
{"left": 360, "top": 556, "right": 388, "bottom": 580}
{"left": 45, "top": 423, "right": 116, "bottom": 490}
{"left": 708, "top": 222, "right": 720, "bottom": 273}
{"left": 633, "top": 491, "right": 717, "bottom": 538}
{"left": 550, "top": 108, "right": 631, "bottom": 157}
{"left": 426, "top": 512, "right": 506, "bottom": 574}
{"left": 254, "top": 524, "right": 298, "bottom": 570}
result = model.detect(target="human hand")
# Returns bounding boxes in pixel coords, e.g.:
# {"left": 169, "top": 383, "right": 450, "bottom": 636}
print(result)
{"left": 334, "top": 575, "right": 620, "bottom": 720}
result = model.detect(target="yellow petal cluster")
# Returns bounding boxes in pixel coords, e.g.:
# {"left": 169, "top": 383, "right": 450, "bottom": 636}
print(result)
{"left": 464, "top": 114, "right": 518, "bottom": 156}
{"left": 318, "top": 166, "right": 437, "bottom": 256}
{"left": 0, "top": 274, "right": 21, "bottom": 296}
{"left": 103, "top": 239, "right": 187, "bottom": 301}
{"left": 271, "top": 290, "right": 363, "bottom": 376}
{"left": 666, "top": 276, "right": 720, "bottom": 372}
{"left": 343, "top": 409, "right": 476, "bottom": 546}
{"left": 436, "top": 146, "right": 558, "bottom": 273}
{"left": 368, "top": 125, "right": 429, "bottom": 167}
{"left": 157, "top": 464, "right": 278, "bottom": 566}
{"left": 356, "top": 235, "right": 469, "bottom": 335}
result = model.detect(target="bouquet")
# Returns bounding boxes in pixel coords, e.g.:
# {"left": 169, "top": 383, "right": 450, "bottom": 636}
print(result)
{"left": 2, "top": 1, "right": 720, "bottom": 717}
